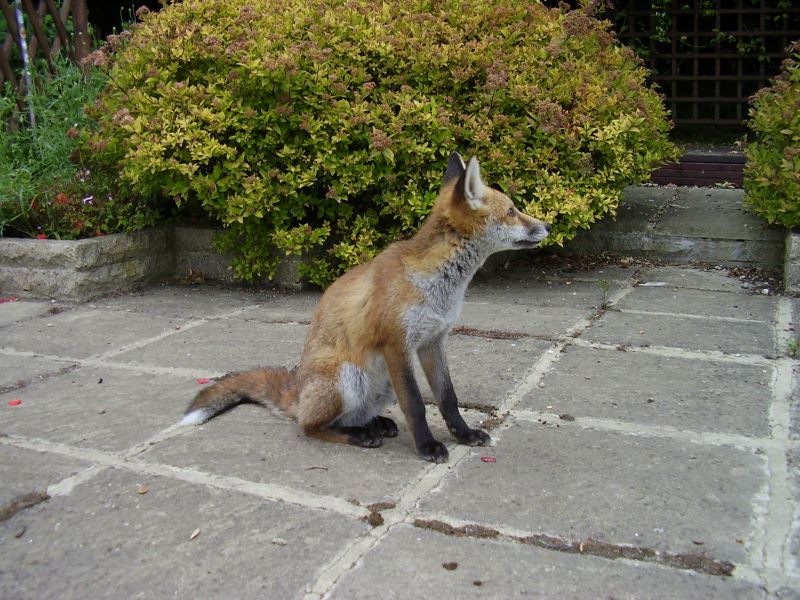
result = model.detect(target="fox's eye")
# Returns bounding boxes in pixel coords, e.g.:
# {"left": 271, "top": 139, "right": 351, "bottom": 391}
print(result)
{"left": 507, "top": 207, "right": 515, "bottom": 217}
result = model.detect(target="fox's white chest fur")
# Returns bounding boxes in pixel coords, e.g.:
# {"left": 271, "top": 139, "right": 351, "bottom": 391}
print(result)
{"left": 403, "top": 237, "right": 488, "bottom": 349}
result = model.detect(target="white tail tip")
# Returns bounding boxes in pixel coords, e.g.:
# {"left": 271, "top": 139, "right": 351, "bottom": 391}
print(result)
{"left": 179, "top": 409, "right": 210, "bottom": 426}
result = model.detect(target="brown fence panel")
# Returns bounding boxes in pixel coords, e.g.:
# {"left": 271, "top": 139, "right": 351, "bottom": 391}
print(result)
{"left": 616, "top": 0, "right": 800, "bottom": 128}
{"left": 0, "top": 0, "right": 88, "bottom": 125}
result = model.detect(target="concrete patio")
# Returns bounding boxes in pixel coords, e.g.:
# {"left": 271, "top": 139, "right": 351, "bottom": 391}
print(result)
{"left": 1, "top": 256, "right": 797, "bottom": 598}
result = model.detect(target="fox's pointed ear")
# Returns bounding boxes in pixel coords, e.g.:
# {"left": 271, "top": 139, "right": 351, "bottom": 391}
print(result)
{"left": 443, "top": 152, "right": 466, "bottom": 185}
{"left": 463, "top": 156, "right": 486, "bottom": 210}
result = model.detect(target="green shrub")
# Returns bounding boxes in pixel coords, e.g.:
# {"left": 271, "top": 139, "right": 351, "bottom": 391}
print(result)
{"left": 744, "top": 40, "right": 800, "bottom": 230}
{"left": 0, "top": 56, "right": 162, "bottom": 239}
{"left": 86, "top": 0, "right": 676, "bottom": 285}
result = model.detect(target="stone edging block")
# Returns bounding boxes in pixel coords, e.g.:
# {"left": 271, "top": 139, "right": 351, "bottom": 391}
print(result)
{"left": 0, "top": 225, "right": 304, "bottom": 301}
{"left": 785, "top": 231, "right": 800, "bottom": 294}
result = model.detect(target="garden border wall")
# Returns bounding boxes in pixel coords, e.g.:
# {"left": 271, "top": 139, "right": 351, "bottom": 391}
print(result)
{"left": 1, "top": 201, "right": 798, "bottom": 302}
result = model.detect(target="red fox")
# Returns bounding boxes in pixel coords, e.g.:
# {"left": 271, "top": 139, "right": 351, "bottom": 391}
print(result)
{"left": 181, "top": 153, "right": 550, "bottom": 462}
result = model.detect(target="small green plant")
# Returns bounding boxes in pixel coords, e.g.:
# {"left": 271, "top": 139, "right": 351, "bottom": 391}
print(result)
{"left": 744, "top": 40, "right": 800, "bottom": 230}
{"left": 788, "top": 338, "right": 800, "bottom": 359}
{"left": 597, "top": 278, "right": 611, "bottom": 309}
{"left": 86, "top": 0, "right": 677, "bottom": 286}
{"left": 0, "top": 56, "right": 162, "bottom": 239}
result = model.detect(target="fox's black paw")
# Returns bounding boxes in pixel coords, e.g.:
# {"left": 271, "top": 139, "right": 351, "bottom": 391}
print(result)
{"left": 372, "top": 416, "right": 399, "bottom": 438}
{"left": 342, "top": 426, "right": 384, "bottom": 448}
{"left": 418, "top": 439, "right": 449, "bottom": 463}
{"left": 353, "top": 432, "right": 383, "bottom": 448}
{"left": 454, "top": 428, "right": 491, "bottom": 447}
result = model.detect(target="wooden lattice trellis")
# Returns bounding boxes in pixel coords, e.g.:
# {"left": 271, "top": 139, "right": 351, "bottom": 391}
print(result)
{"left": 616, "top": 0, "right": 800, "bottom": 128}
{"left": 0, "top": 0, "right": 89, "bottom": 123}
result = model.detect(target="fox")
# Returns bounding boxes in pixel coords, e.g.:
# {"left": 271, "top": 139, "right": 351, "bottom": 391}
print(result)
{"left": 180, "top": 152, "right": 550, "bottom": 462}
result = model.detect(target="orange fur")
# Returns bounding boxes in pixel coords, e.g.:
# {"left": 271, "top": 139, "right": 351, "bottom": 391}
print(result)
{"left": 182, "top": 153, "right": 549, "bottom": 462}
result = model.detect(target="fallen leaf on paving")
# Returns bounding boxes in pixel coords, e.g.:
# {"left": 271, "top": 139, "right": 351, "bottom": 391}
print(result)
{"left": 442, "top": 562, "right": 458, "bottom": 571}
{"left": 190, "top": 528, "right": 201, "bottom": 540}
{"left": 480, "top": 456, "right": 497, "bottom": 463}
{"left": 137, "top": 485, "right": 149, "bottom": 495}
{"left": 195, "top": 378, "right": 212, "bottom": 385}
{"left": 8, "top": 400, "right": 22, "bottom": 406}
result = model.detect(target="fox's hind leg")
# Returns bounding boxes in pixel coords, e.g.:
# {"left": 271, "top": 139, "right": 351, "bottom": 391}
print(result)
{"left": 295, "top": 372, "right": 387, "bottom": 448}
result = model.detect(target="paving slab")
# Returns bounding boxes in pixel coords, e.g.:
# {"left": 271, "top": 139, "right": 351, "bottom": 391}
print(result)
{"left": 553, "top": 264, "right": 639, "bottom": 283}
{"left": 458, "top": 301, "right": 589, "bottom": 339}
{"left": 635, "top": 266, "right": 754, "bottom": 293}
{"left": 0, "top": 468, "right": 368, "bottom": 600}
{"left": 466, "top": 278, "right": 614, "bottom": 311}
{"left": 444, "top": 335, "right": 549, "bottom": 407}
{"left": 528, "top": 345, "right": 773, "bottom": 437}
{"left": 329, "top": 524, "right": 763, "bottom": 600}
{"left": 142, "top": 405, "right": 441, "bottom": 506}
{"left": 0, "top": 353, "right": 76, "bottom": 391}
{"left": 480, "top": 255, "right": 639, "bottom": 283}
{"left": 0, "top": 299, "right": 62, "bottom": 327}
{"left": 0, "top": 445, "right": 90, "bottom": 506}
{"left": 618, "top": 286, "right": 776, "bottom": 321}
{"left": 419, "top": 420, "right": 765, "bottom": 565}
{"left": 235, "top": 291, "right": 323, "bottom": 323}
{"left": 108, "top": 319, "right": 308, "bottom": 373}
{"left": 481, "top": 254, "right": 640, "bottom": 284}
{"left": 582, "top": 310, "right": 775, "bottom": 356}
{"left": 93, "top": 284, "right": 270, "bottom": 319}
{"left": 416, "top": 335, "right": 550, "bottom": 410}
{"left": 0, "top": 308, "right": 182, "bottom": 359}
{"left": 0, "top": 366, "right": 196, "bottom": 451}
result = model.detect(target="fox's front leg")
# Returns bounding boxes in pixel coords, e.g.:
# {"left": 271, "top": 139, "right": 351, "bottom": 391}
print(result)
{"left": 384, "top": 348, "right": 449, "bottom": 463}
{"left": 418, "top": 337, "right": 491, "bottom": 447}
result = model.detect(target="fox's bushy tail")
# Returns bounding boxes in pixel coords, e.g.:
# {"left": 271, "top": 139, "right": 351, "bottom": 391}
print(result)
{"left": 180, "top": 367, "right": 298, "bottom": 426}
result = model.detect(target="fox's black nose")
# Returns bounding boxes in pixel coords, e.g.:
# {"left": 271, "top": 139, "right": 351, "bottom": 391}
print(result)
{"left": 544, "top": 222, "right": 551, "bottom": 233}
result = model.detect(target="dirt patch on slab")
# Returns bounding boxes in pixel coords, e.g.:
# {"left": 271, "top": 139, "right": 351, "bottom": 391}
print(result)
{"left": 451, "top": 327, "right": 529, "bottom": 341}
{"left": 0, "top": 490, "right": 49, "bottom": 522}
{"left": 413, "top": 518, "right": 734, "bottom": 577}
{"left": 414, "top": 518, "right": 501, "bottom": 540}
